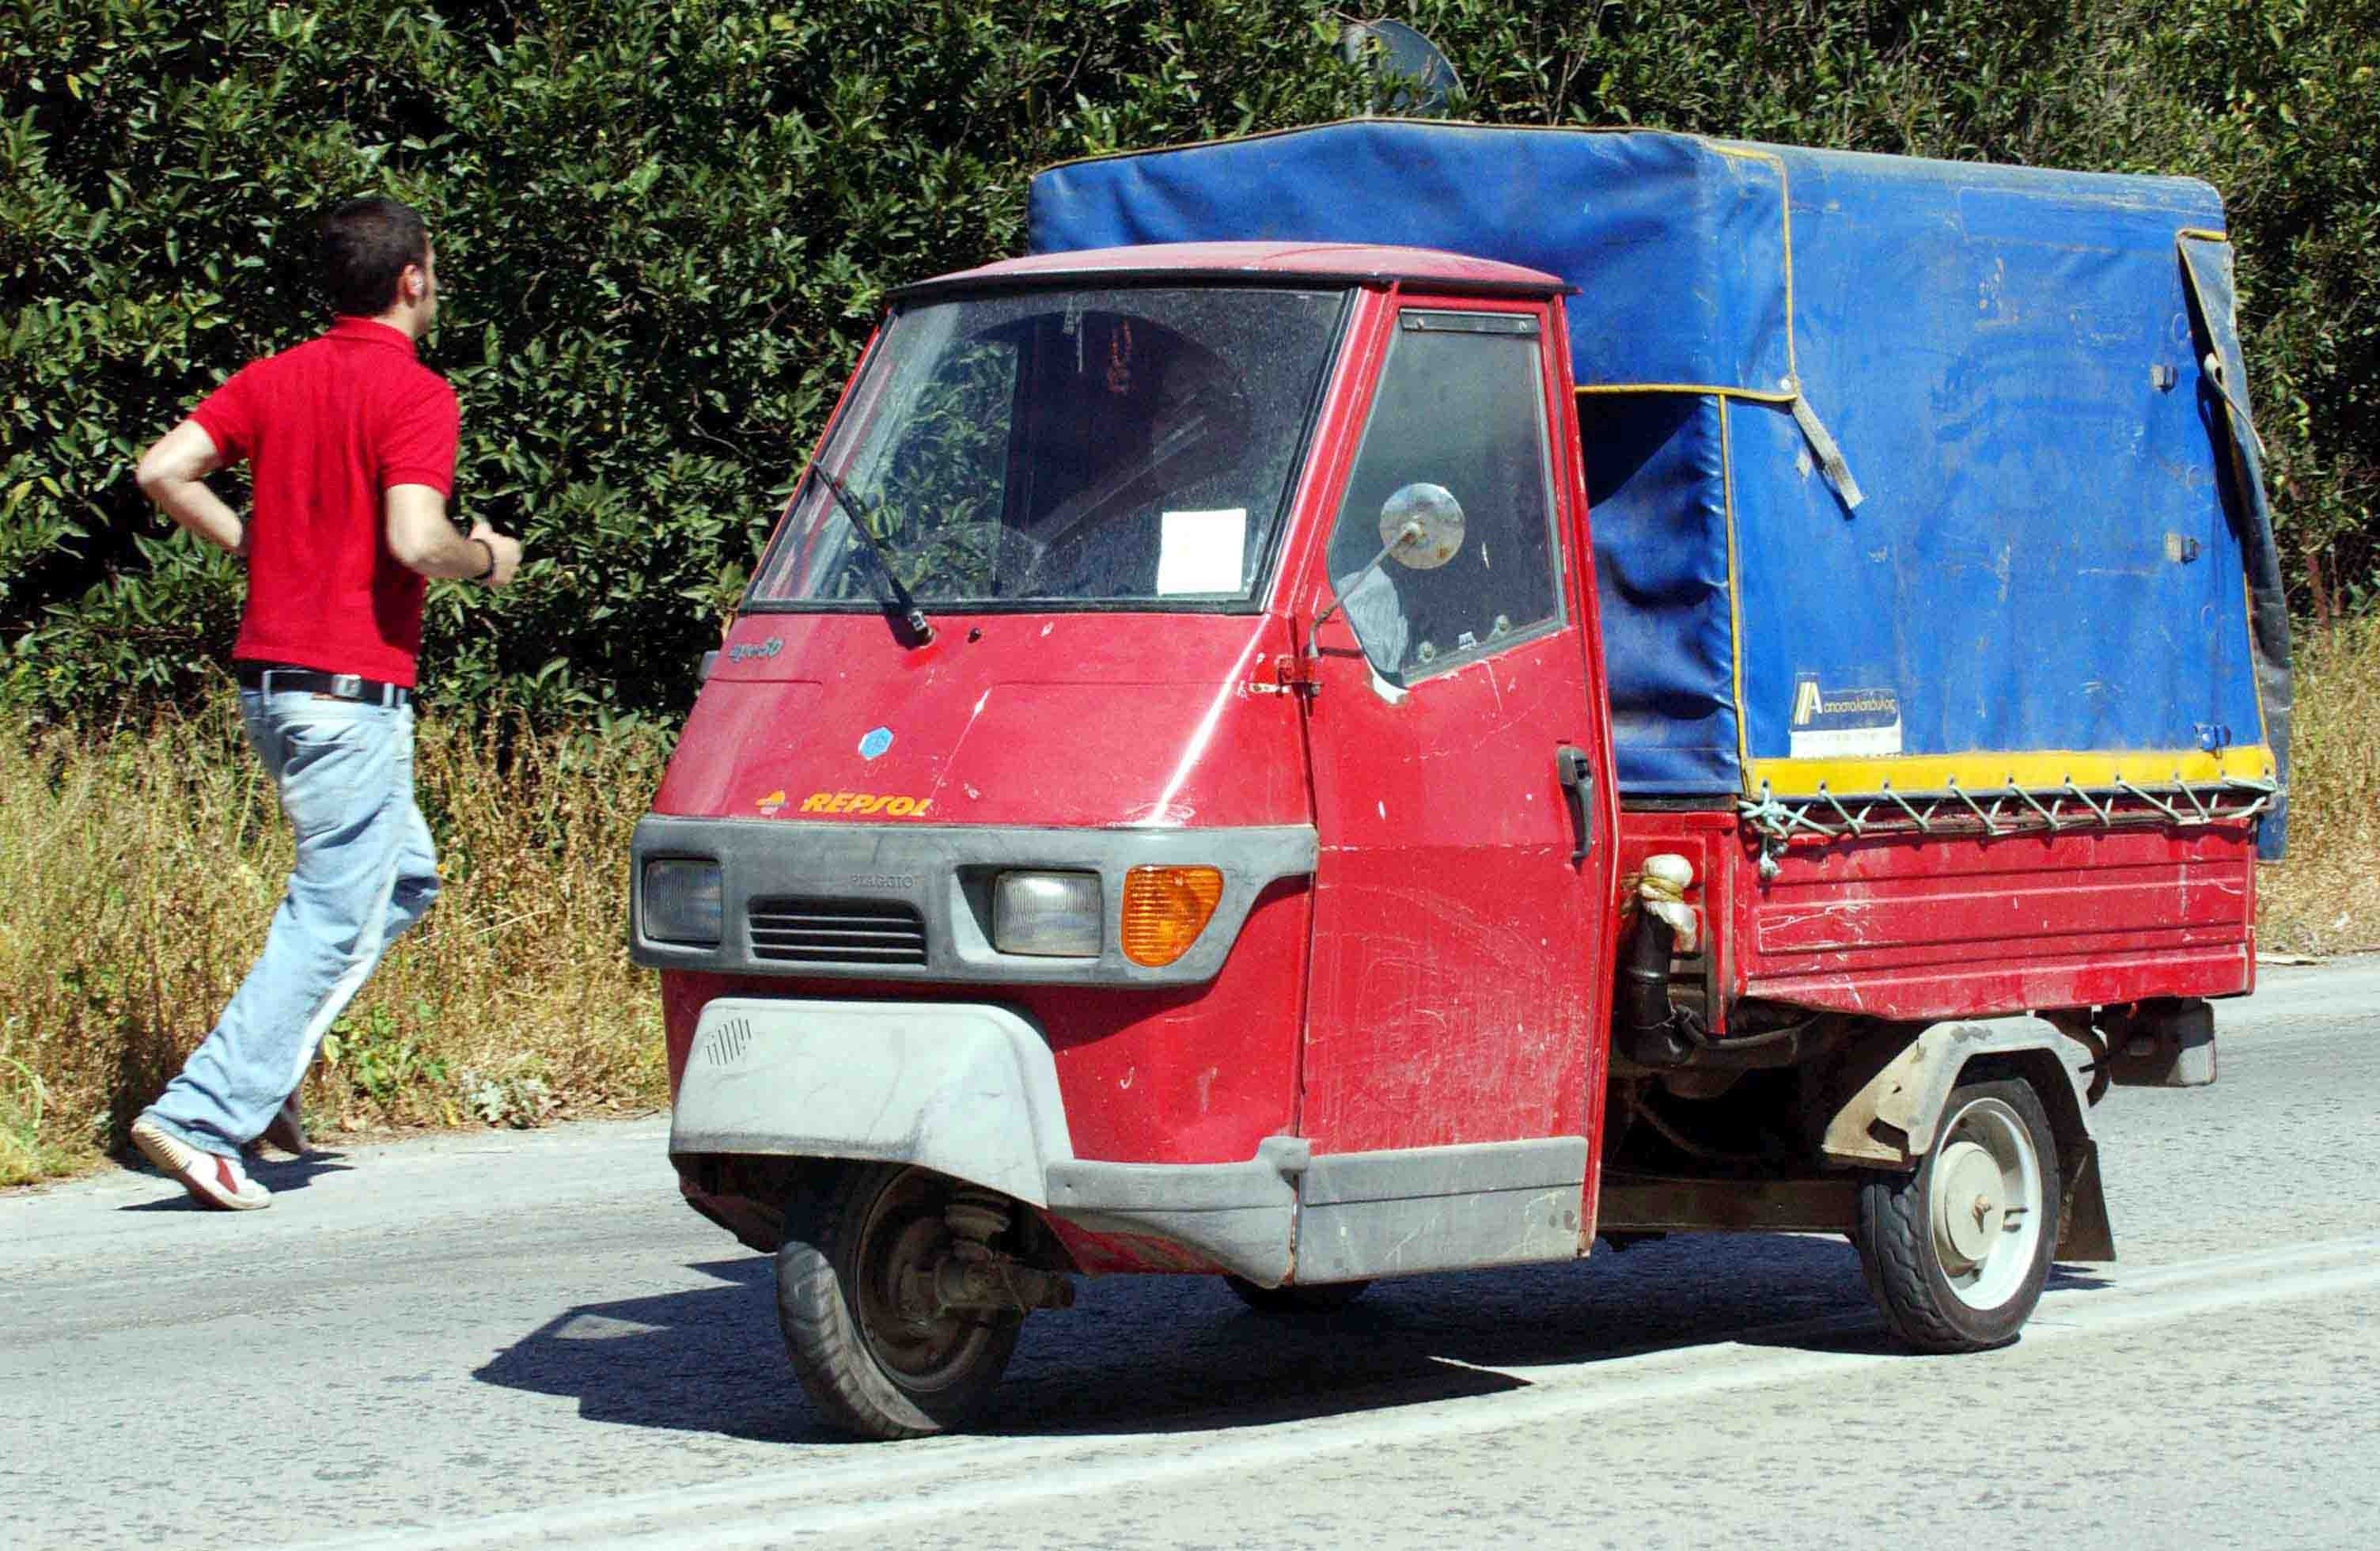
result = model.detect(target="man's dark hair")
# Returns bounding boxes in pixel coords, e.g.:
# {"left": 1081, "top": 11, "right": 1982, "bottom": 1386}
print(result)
{"left": 319, "top": 197, "right": 429, "bottom": 317}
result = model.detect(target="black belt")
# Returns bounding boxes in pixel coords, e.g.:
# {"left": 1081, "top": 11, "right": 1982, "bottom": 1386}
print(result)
{"left": 235, "top": 662, "right": 411, "bottom": 707}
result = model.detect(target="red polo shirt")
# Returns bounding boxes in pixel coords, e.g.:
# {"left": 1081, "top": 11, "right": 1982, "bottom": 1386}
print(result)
{"left": 188, "top": 317, "right": 459, "bottom": 687}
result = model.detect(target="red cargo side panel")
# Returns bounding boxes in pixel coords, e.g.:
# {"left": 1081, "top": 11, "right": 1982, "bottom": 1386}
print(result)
{"left": 1617, "top": 809, "right": 2258, "bottom": 1026}
{"left": 1730, "top": 825, "right": 2257, "bottom": 1022}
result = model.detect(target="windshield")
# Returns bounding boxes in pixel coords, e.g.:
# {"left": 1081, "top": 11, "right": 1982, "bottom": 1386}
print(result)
{"left": 748, "top": 286, "right": 1347, "bottom": 611}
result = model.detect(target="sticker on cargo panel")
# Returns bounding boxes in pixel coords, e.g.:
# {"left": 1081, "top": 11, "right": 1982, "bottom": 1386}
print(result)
{"left": 1788, "top": 677, "right": 1902, "bottom": 758}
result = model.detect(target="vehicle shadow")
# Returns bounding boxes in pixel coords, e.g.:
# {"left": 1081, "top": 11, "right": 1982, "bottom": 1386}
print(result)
{"left": 470, "top": 1232, "right": 2114, "bottom": 1443}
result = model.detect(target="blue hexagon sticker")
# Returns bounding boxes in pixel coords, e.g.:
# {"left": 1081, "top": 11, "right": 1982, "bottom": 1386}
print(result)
{"left": 858, "top": 726, "right": 894, "bottom": 760}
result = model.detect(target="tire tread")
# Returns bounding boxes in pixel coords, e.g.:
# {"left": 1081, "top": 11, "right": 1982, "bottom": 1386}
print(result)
{"left": 775, "top": 1164, "right": 1019, "bottom": 1441}
{"left": 1852, "top": 1077, "right": 2060, "bottom": 1354}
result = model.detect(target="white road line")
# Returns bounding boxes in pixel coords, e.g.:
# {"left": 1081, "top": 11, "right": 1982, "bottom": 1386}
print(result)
{"left": 295, "top": 1234, "right": 2380, "bottom": 1551}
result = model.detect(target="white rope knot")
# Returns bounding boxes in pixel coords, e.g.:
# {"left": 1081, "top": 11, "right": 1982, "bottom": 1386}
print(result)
{"left": 1635, "top": 853, "right": 1700, "bottom": 954}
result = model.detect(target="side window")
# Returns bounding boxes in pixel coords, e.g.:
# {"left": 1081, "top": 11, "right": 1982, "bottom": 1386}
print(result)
{"left": 1327, "top": 311, "right": 1562, "bottom": 683}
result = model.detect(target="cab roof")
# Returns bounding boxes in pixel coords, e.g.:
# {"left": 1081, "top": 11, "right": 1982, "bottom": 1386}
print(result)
{"left": 887, "top": 241, "right": 1569, "bottom": 303}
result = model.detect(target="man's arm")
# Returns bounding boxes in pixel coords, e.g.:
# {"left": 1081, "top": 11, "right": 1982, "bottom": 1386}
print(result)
{"left": 385, "top": 484, "right": 523, "bottom": 587}
{"left": 135, "top": 420, "right": 247, "bottom": 556}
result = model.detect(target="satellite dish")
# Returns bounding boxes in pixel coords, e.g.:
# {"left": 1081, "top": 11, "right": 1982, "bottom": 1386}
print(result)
{"left": 1338, "top": 20, "right": 1462, "bottom": 116}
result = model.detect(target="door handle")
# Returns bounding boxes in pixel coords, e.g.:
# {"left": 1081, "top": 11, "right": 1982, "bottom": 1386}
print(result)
{"left": 1556, "top": 744, "right": 1594, "bottom": 864}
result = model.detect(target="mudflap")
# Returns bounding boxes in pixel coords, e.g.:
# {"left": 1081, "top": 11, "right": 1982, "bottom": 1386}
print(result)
{"left": 2056, "top": 1136, "right": 2117, "bottom": 1262}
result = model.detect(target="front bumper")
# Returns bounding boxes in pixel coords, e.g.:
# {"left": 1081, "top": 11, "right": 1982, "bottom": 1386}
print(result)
{"left": 631, "top": 817, "right": 1316, "bottom": 987}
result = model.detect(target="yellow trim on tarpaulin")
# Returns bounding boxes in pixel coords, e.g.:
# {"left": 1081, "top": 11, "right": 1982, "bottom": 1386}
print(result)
{"left": 1748, "top": 746, "right": 2277, "bottom": 800}
{"left": 1706, "top": 142, "right": 1798, "bottom": 381}
{"left": 1573, "top": 144, "right": 1864, "bottom": 507}
{"left": 1578, "top": 383, "right": 1798, "bottom": 403}
{"left": 1719, "top": 396, "right": 1752, "bottom": 778}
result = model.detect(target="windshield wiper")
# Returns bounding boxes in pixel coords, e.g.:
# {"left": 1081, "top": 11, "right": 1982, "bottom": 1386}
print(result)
{"left": 805, "top": 461, "right": 934, "bottom": 643}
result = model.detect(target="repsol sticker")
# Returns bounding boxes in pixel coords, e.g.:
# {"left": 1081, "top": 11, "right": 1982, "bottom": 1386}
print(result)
{"left": 800, "top": 791, "right": 934, "bottom": 817}
{"left": 1788, "top": 676, "right": 1902, "bottom": 758}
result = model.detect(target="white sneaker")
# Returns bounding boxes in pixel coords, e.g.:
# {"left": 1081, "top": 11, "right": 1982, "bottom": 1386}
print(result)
{"left": 131, "top": 1116, "right": 272, "bottom": 1211}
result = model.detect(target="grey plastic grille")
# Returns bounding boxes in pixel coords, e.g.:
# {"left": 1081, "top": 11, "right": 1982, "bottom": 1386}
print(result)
{"left": 746, "top": 897, "right": 928, "bottom": 966}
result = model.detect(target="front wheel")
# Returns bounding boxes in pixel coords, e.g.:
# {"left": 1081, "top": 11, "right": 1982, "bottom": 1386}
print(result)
{"left": 776, "top": 1164, "right": 1024, "bottom": 1439}
{"left": 1853, "top": 1078, "right": 2061, "bottom": 1352}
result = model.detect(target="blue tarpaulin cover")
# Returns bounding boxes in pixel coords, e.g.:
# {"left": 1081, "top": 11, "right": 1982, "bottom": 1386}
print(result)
{"left": 1028, "top": 122, "right": 2288, "bottom": 855}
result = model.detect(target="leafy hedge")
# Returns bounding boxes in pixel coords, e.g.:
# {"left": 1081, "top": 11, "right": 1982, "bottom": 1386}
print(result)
{"left": 5, "top": 1, "right": 2374, "bottom": 719}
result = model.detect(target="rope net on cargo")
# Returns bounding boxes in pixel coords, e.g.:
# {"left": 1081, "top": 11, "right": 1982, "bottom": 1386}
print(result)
{"left": 1738, "top": 773, "right": 2277, "bottom": 876}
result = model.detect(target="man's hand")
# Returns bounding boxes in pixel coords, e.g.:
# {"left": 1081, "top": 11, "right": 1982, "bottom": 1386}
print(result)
{"left": 386, "top": 485, "right": 521, "bottom": 586}
{"left": 135, "top": 420, "right": 245, "bottom": 556}
{"left": 468, "top": 521, "right": 523, "bottom": 589}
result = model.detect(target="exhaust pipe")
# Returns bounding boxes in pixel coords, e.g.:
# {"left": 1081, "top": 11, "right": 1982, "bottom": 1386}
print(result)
{"left": 1620, "top": 855, "right": 1704, "bottom": 1066}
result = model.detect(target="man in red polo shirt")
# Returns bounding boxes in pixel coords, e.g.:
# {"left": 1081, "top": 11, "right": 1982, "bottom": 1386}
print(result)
{"left": 127, "top": 197, "right": 523, "bottom": 1210}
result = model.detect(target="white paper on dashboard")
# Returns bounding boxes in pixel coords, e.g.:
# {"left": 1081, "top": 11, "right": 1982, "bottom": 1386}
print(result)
{"left": 1155, "top": 508, "right": 1247, "bottom": 595}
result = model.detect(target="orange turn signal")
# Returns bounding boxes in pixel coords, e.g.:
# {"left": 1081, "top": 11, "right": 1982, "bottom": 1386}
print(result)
{"left": 1119, "top": 866, "right": 1225, "bottom": 967}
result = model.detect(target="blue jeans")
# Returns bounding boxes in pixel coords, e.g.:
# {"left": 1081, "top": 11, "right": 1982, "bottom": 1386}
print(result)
{"left": 142, "top": 688, "right": 440, "bottom": 1159}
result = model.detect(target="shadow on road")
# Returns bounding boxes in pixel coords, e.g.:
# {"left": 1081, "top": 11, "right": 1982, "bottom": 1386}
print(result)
{"left": 472, "top": 1231, "right": 2113, "bottom": 1443}
{"left": 116, "top": 1150, "right": 354, "bottom": 1209}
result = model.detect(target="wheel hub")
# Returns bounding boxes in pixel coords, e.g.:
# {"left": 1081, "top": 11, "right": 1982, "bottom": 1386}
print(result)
{"left": 1931, "top": 1140, "right": 2005, "bottom": 1269}
{"left": 855, "top": 1179, "right": 1006, "bottom": 1389}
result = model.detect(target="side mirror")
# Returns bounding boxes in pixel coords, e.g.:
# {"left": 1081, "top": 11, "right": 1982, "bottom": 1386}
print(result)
{"left": 698, "top": 650, "right": 720, "bottom": 683}
{"left": 1377, "top": 482, "right": 1465, "bottom": 570}
{"left": 1309, "top": 484, "right": 1465, "bottom": 671}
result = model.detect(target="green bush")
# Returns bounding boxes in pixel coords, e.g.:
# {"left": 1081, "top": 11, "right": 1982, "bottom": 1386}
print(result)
{"left": 4, "top": 1, "right": 2374, "bottom": 722}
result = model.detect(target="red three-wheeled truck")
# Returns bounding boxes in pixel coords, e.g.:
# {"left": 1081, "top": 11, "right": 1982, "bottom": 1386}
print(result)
{"left": 630, "top": 124, "right": 2287, "bottom": 1439}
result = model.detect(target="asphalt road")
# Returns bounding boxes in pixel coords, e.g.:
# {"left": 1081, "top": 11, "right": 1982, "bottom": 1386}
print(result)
{"left": 6, "top": 961, "right": 2378, "bottom": 1549}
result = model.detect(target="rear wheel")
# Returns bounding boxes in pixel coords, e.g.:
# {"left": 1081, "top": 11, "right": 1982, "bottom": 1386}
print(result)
{"left": 1853, "top": 1078, "right": 2060, "bottom": 1352}
{"left": 776, "top": 1164, "right": 1024, "bottom": 1439}
{"left": 1224, "top": 1275, "right": 1372, "bottom": 1314}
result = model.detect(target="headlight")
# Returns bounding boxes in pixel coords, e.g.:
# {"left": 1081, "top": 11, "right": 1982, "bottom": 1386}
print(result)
{"left": 992, "top": 870, "right": 1102, "bottom": 958}
{"left": 642, "top": 859, "right": 723, "bottom": 945}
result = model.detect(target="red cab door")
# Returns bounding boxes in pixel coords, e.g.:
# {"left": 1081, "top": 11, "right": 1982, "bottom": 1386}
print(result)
{"left": 1294, "top": 294, "right": 1619, "bottom": 1159}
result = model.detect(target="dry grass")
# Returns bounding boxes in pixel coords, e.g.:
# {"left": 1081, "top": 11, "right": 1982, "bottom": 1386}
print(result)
{"left": 5, "top": 623, "right": 2376, "bottom": 1186}
{"left": 0, "top": 696, "right": 670, "bottom": 1186}
{"left": 2258, "top": 614, "right": 2380, "bottom": 956}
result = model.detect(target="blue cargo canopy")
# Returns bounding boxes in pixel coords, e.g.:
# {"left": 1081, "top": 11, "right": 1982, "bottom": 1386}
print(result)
{"left": 1027, "top": 121, "right": 2289, "bottom": 855}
